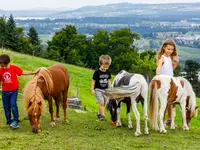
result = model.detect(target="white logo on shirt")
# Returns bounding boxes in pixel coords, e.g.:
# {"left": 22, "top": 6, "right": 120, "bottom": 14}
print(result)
{"left": 3, "top": 72, "right": 12, "bottom": 83}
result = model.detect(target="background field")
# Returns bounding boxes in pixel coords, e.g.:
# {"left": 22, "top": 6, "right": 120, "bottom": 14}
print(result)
{"left": 0, "top": 49, "right": 200, "bottom": 150}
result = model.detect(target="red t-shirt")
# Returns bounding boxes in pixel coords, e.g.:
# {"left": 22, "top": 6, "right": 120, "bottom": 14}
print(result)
{"left": 0, "top": 65, "right": 23, "bottom": 91}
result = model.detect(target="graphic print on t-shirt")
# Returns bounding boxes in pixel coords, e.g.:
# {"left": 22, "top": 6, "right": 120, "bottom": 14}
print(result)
{"left": 3, "top": 72, "right": 12, "bottom": 83}
{"left": 99, "top": 74, "right": 109, "bottom": 88}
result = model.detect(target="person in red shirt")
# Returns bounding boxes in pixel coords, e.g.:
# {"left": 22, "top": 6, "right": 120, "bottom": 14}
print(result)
{"left": 0, "top": 54, "right": 39, "bottom": 129}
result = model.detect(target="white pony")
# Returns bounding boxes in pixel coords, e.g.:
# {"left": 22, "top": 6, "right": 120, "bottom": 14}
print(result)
{"left": 149, "top": 75, "right": 198, "bottom": 133}
{"left": 105, "top": 70, "right": 149, "bottom": 136}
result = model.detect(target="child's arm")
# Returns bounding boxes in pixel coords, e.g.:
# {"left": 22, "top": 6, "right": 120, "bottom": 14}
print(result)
{"left": 156, "top": 57, "right": 164, "bottom": 75}
{"left": 172, "top": 55, "right": 179, "bottom": 69}
{"left": 22, "top": 68, "right": 40, "bottom": 75}
{"left": 91, "top": 80, "right": 95, "bottom": 95}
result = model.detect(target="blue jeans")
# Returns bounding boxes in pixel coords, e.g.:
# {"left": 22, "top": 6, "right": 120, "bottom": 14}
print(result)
{"left": 2, "top": 90, "right": 19, "bottom": 125}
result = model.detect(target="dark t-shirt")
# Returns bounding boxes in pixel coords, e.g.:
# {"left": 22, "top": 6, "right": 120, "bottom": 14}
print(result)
{"left": 92, "top": 69, "right": 111, "bottom": 89}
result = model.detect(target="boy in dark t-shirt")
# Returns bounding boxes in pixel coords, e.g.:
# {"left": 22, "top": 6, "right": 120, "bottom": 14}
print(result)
{"left": 91, "top": 55, "right": 112, "bottom": 119}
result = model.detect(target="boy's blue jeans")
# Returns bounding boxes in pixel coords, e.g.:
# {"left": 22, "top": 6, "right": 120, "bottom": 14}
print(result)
{"left": 2, "top": 90, "right": 19, "bottom": 125}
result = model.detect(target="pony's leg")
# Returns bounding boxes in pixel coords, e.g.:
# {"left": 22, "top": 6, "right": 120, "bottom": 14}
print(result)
{"left": 131, "top": 97, "right": 141, "bottom": 136}
{"left": 55, "top": 94, "right": 62, "bottom": 121}
{"left": 48, "top": 95, "right": 55, "bottom": 126}
{"left": 116, "top": 103, "right": 122, "bottom": 127}
{"left": 180, "top": 97, "right": 189, "bottom": 130}
{"left": 159, "top": 100, "right": 167, "bottom": 133}
{"left": 171, "top": 105, "right": 176, "bottom": 129}
{"left": 142, "top": 95, "right": 149, "bottom": 135}
{"left": 127, "top": 112, "right": 133, "bottom": 129}
{"left": 62, "top": 88, "right": 69, "bottom": 121}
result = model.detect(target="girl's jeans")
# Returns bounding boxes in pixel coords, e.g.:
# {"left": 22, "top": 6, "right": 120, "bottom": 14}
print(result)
{"left": 2, "top": 90, "right": 19, "bottom": 125}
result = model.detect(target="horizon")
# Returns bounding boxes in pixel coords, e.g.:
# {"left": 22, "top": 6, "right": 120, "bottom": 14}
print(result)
{"left": 1, "top": 0, "right": 200, "bottom": 11}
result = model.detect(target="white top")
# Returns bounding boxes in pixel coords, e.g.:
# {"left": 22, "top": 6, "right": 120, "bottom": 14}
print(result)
{"left": 160, "top": 55, "right": 173, "bottom": 77}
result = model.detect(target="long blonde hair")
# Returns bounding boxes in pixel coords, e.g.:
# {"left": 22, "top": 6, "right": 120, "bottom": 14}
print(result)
{"left": 157, "top": 39, "right": 178, "bottom": 61}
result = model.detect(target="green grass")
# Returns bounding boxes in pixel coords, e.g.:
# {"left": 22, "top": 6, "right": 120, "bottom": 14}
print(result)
{"left": 39, "top": 34, "right": 53, "bottom": 42}
{"left": 0, "top": 49, "right": 200, "bottom": 150}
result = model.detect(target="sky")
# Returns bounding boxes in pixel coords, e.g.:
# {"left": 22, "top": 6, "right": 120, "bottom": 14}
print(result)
{"left": 1, "top": 0, "right": 200, "bottom": 10}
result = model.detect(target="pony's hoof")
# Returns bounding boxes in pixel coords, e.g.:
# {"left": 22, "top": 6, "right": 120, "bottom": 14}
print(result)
{"left": 134, "top": 131, "right": 141, "bottom": 137}
{"left": 50, "top": 122, "right": 56, "bottom": 127}
{"left": 183, "top": 126, "right": 189, "bottom": 131}
{"left": 116, "top": 122, "right": 122, "bottom": 127}
{"left": 144, "top": 129, "right": 149, "bottom": 135}
{"left": 64, "top": 120, "right": 69, "bottom": 124}
{"left": 154, "top": 127, "right": 159, "bottom": 132}
{"left": 171, "top": 124, "right": 177, "bottom": 129}
{"left": 55, "top": 118, "right": 60, "bottom": 121}
{"left": 128, "top": 124, "right": 133, "bottom": 129}
{"left": 160, "top": 129, "right": 167, "bottom": 133}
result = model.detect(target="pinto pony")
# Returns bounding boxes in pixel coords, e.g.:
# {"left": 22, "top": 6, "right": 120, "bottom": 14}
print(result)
{"left": 23, "top": 64, "right": 69, "bottom": 133}
{"left": 149, "top": 75, "right": 198, "bottom": 133}
{"left": 105, "top": 70, "right": 149, "bottom": 136}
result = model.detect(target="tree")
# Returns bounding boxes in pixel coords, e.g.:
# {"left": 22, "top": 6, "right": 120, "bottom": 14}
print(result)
{"left": 27, "top": 26, "right": 40, "bottom": 46}
{"left": 47, "top": 25, "right": 77, "bottom": 61}
{"left": 90, "top": 29, "right": 110, "bottom": 68}
{"left": 0, "top": 16, "right": 7, "bottom": 48}
{"left": 108, "top": 28, "right": 140, "bottom": 73}
{"left": 184, "top": 60, "right": 200, "bottom": 96}
{"left": 5, "top": 14, "right": 19, "bottom": 51}
{"left": 135, "top": 50, "right": 157, "bottom": 82}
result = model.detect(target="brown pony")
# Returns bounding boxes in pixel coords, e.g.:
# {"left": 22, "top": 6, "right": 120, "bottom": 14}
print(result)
{"left": 23, "top": 64, "right": 70, "bottom": 133}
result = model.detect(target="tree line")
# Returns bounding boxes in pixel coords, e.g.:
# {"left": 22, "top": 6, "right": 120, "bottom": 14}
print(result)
{"left": 0, "top": 15, "right": 200, "bottom": 96}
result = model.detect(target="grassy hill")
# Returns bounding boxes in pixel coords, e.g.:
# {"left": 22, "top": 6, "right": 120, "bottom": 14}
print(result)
{"left": 0, "top": 49, "right": 200, "bottom": 150}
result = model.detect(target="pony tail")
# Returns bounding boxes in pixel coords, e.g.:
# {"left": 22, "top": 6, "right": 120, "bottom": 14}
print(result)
{"left": 149, "top": 80, "right": 159, "bottom": 130}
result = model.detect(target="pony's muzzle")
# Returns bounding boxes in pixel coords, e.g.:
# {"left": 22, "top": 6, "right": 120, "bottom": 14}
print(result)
{"left": 32, "top": 128, "right": 41, "bottom": 133}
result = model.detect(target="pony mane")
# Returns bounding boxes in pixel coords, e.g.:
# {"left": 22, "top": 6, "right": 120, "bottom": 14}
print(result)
{"left": 112, "top": 70, "right": 127, "bottom": 87}
{"left": 38, "top": 67, "right": 54, "bottom": 93}
{"left": 23, "top": 76, "right": 45, "bottom": 114}
{"left": 105, "top": 83, "right": 141, "bottom": 99}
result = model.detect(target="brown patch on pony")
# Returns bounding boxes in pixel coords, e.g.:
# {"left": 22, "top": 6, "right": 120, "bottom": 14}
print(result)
{"left": 180, "top": 80, "right": 184, "bottom": 88}
{"left": 167, "top": 79, "right": 178, "bottom": 103}
{"left": 186, "top": 96, "right": 190, "bottom": 110}
{"left": 150, "top": 80, "right": 161, "bottom": 89}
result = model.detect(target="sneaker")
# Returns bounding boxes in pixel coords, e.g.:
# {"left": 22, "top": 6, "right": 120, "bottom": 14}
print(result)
{"left": 99, "top": 115, "right": 105, "bottom": 120}
{"left": 10, "top": 121, "right": 19, "bottom": 129}
{"left": 96, "top": 113, "right": 101, "bottom": 118}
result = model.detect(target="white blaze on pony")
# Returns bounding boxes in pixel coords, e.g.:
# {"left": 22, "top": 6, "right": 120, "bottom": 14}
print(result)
{"left": 149, "top": 75, "right": 198, "bottom": 133}
{"left": 105, "top": 70, "right": 149, "bottom": 136}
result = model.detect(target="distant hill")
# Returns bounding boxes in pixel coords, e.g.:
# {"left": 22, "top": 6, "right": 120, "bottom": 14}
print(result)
{"left": 1, "top": 2, "right": 200, "bottom": 18}
{"left": 52, "top": 2, "right": 200, "bottom": 19}
{"left": 0, "top": 8, "right": 73, "bottom": 17}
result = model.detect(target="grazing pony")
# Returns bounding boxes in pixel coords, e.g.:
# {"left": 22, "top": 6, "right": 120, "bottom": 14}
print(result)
{"left": 23, "top": 64, "right": 69, "bottom": 133}
{"left": 149, "top": 75, "right": 198, "bottom": 133}
{"left": 105, "top": 70, "right": 149, "bottom": 136}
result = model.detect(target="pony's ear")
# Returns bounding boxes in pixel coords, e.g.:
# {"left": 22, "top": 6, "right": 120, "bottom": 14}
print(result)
{"left": 28, "top": 102, "right": 32, "bottom": 107}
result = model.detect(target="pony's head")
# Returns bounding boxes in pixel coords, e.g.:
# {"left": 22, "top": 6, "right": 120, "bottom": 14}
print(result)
{"left": 178, "top": 77, "right": 199, "bottom": 127}
{"left": 185, "top": 96, "right": 199, "bottom": 127}
{"left": 27, "top": 100, "right": 43, "bottom": 133}
{"left": 106, "top": 99, "right": 118, "bottom": 124}
{"left": 23, "top": 76, "right": 45, "bottom": 133}
{"left": 106, "top": 97, "right": 132, "bottom": 124}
